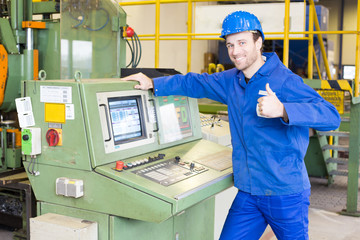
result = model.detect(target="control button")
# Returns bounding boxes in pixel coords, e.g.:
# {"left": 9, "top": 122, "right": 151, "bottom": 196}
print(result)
{"left": 22, "top": 134, "right": 30, "bottom": 141}
{"left": 127, "top": 163, "right": 133, "bottom": 168}
{"left": 174, "top": 157, "right": 180, "bottom": 164}
{"left": 195, "top": 166, "right": 205, "bottom": 172}
{"left": 158, "top": 153, "right": 165, "bottom": 159}
{"left": 46, "top": 129, "right": 59, "bottom": 146}
{"left": 115, "top": 161, "right": 124, "bottom": 171}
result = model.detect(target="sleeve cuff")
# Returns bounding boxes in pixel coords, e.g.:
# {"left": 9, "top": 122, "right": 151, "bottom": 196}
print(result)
{"left": 280, "top": 103, "right": 290, "bottom": 125}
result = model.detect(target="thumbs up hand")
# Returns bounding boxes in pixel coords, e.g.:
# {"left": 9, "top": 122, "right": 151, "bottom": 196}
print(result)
{"left": 265, "top": 83, "right": 275, "bottom": 96}
{"left": 257, "top": 83, "right": 286, "bottom": 119}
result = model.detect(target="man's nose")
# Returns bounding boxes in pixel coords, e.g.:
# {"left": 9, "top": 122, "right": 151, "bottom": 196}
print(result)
{"left": 232, "top": 45, "right": 242, "bottom": 55}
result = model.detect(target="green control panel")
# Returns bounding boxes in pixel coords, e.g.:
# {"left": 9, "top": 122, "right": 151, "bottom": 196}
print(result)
{"left": 22, "top": 79, "right": 233, "bottom": 240}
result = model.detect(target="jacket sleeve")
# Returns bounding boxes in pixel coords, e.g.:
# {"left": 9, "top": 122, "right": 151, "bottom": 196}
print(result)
{"left": 153, "top": 71, "right": 233, "bottom": 105}
{"left": 281, "top": 76, "right": 341, "bottom": 131}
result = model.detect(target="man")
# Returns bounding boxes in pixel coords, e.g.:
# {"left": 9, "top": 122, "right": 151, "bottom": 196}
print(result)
{"left": 122, "top": 11, "right": 341, "bottom": 240}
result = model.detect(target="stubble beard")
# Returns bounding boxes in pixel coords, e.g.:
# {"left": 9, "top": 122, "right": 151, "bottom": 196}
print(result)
{"left": 233, "top": 51, "right": 258, "bottom": 72}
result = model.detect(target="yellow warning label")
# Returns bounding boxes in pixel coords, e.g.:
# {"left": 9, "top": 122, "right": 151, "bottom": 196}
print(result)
{"left": 45, "top": 103, "right": 66, "bottom": 123}
{"left": 317, "top": 90, "right": 344, "bottom": 114}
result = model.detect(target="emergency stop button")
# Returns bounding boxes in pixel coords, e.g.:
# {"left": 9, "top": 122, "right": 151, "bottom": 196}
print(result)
{"left": 46, "top": 129, "right": 59, "bottom": 146}
{"left": 115, "top": 161, "right": 124, "bottom": 171}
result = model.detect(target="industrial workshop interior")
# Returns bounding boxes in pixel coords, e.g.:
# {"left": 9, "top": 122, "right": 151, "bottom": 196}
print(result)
{"left": 1, "top": 0, "right": 360, "bottom": 239}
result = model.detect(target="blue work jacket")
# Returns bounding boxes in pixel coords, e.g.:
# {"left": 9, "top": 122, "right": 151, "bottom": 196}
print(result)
{"left": 153, "top": 52, "right": 341, "bottom": 195}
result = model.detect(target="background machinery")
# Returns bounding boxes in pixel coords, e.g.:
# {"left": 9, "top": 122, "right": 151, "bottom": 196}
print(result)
{"left": 1, "top": 0, "right": 234, "bottom": 239}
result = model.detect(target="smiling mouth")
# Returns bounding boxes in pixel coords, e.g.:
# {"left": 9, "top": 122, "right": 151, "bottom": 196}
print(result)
{"left": 234, "top": 56, "right": 245, "bottom": 62}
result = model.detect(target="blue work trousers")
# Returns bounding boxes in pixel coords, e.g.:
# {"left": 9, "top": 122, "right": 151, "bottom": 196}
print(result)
{"left": 219, "top": 189, "right": 311, "bottom": 240}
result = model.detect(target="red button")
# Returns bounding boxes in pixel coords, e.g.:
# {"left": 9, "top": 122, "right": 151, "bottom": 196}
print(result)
{"left": 115, "top": 161, "right": 124, "bottom": 171}
{"left": 46, "top": 129, "right": 59, "bottom": 146}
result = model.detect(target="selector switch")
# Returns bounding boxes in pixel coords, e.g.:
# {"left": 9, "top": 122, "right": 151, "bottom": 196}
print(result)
{"left": 46, "top": 129, "right": 59, "bottom": 146}
{"left": 22, "top": 134, "right": 30, "bottom": 141}
{"left": 174, "top": 156, "right": 181, "bottom": 164}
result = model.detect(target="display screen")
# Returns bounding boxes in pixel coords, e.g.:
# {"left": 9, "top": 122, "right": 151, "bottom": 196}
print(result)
{"left": 108, "top": 96, "right": 146, "bottom": 145}
{"left": 157, "top": 96, "right": 193, "bottom": 144}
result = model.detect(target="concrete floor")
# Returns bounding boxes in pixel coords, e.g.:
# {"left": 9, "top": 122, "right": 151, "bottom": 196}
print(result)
{"left": 260, "top": 208, "right": 360, "bottom": 240}
{"left": 1, "top": 176, "right": 359, "bottom": 240}
{"left": 260, "top": 175, "right": 360, "bottom": 240}
{"left": 0, "top": 226, "right": 14, "bottom": 240}
{"left": 1, "top": 207, "right": 360, "bottom": 240}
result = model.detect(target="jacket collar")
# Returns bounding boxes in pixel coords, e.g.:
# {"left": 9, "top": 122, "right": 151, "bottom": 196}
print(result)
{"left": 237, "top": 52, "right": 280, "bottom": 88}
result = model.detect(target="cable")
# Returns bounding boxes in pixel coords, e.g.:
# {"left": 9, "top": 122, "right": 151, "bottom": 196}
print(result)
{"left": 132, "top": 36, "right": 137, "bottom": 68}
{"left": 31, "top": 157, "right": 36, "bottom": 175}
{"left": 126, "top": 38, "right": 134, "bottom": 68}
{"left": 85, "top": 8, "right": 110, "bottom": 31}
{"left": 131, "top": 33, "right": 142, "bottom": 68}
{"left": 123, "top": 27, "right": 142, "bottom": 68}
{"left": 63, "top": 2, "right": 86, "bottom": 29}
{"left": 73, "top": 12, "right": 84, "bottom": 29}
{"left": 131, "top": 36, "right": 136, "bottom": 68}
{"left": 27, "top": 157, "right": 33, "bottom": 175}
{"left": 28, "top": 156, "right": 36, "bottom": 175}
{"left": 134, "top": 32, "right": 142, "bottom": 67}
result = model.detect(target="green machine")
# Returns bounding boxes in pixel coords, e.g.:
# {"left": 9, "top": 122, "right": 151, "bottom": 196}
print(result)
{"left": 0, "top": 0, "right": 127, "bottom": 172}
{"left": 4, "top": 0, "right": 233, "bottom": 237}
{"left": 21, "top": 78, "right": 233, "bottom": 239}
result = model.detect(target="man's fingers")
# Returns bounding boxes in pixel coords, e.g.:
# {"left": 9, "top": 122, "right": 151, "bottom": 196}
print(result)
{"left": 120, "top": 73, "right": 153, "bottom": 91}
{"left": 121, "top": 73, "right": 142, "bottom": 81}
{"left": 120, "top": 75, "right": 134, "bottom": 81}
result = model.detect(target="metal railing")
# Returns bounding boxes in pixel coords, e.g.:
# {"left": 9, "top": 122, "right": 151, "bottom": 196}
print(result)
{"left": 119, "top": 0, "right": 359, "bottom": 94}
{"left": 119, "top": 0, "right": 360, "bottom": 215}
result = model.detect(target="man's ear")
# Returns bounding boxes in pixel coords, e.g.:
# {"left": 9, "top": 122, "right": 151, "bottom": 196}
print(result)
{"left": 255, "top": 37, "right": 263, "bottom": 51}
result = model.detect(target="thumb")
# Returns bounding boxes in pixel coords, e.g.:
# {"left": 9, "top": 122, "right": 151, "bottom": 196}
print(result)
{"left": 266, "top": 83, "right": 275, "bottom": 96}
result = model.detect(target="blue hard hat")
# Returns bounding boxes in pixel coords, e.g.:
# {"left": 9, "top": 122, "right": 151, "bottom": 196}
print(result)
{"left": 220, "top": 11, "right": 265, "bottom": 41}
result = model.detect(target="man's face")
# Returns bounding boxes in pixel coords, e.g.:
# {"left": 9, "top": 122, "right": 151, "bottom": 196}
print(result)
{"left": 225, "top": 31, "right": 263, "bottom": 75}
